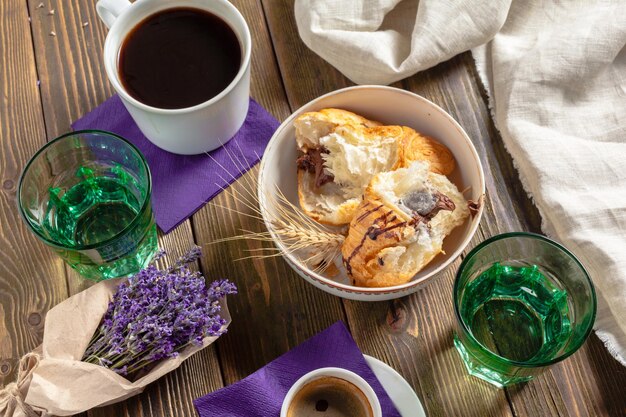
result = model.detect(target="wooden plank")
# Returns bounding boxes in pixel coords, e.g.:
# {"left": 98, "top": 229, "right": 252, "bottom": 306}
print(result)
{"left": 405, "top": 53, "right": 626, "bottom": 417}
{"left": 260, "top": 2, "right": 514, "bottom": 416}
{"left": 462, "top": 59, "right": 626, "bottom": 416}
{"left": 400, "top": 54, "right": 557, "bottom": 416}
{"left": 27, "top": 0, "right": 115, "bottom": 299}
{"left": 29, "top": 0, "right": 113, "bottom": 134}
{"left": 0, "top": 0, "right": 68, "bottom": 387}
{"left": 194, "top": 169, "right": 348, "bottom": 381}
{"left": 261, "top": 1, "right": 626, "bottom": 416}
{"left": 189, "top": 0, "right": 348, "bottom": 383}
{"left": 26, "top": 1, "right": 225, "bottom": 415}
{"left": 259, "top": 0, "right": 352, "bottom": 109}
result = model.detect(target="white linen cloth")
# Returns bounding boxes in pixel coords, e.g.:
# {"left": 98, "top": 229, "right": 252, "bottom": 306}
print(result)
{"left": 295, "top": 0, "right": 626, "bottom": 366}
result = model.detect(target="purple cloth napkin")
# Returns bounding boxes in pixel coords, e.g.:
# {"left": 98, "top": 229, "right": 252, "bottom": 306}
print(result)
{"left": 194, "top": 322, "right": 401, "bottom": 417}
{"left": 72, "top": 95, "right": 279, "bottom": 233}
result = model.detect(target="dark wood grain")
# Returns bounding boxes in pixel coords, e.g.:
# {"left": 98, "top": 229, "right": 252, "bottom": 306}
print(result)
{"left": 25, "top": 1, "right": 225, "bottom": 416}
{"left": 343, "top": 267, "right": 515, "bottom": 417}
{"left": 261, "top": 1, "right": 626, "bottom": 417}
{"left": 404, "top": 53, "right": 626, "bottom": 417}
{"left": 261, "top": 2, "right": 515, "bottom": 415}
{"left": 28, "top": 0, "right": 113, "bottom": 135}
{"left": 26, "top": 0, "right": 119, "bottom": 298}
{"left": 0, "top": 0, "right": 68, "bottom": 387}
{"left": 194, "top": 170, "right": 348, "bottom": 382}
{"left": 448, "top": 66, "right": 626, "bottom": 413}
{"left": 259, "top": 0, "right": 353, "bottom": 109}
{"left": 190, "top": 0, "right": 347, "bottom": 384}
{"left": 3, "top": 0, "right": 626, "bottom": 416}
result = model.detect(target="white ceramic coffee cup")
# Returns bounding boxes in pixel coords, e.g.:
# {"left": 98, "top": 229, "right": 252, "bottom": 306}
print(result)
{"left": 96, "top": 0, "right": 251, "bottom": 155}
{"left": 280, "top": 367, "right": 382, "bottom": 417}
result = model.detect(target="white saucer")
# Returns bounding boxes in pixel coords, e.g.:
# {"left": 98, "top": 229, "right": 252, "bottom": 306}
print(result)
{"left": 364, "top": 355, "right": 426, "bottom": 417}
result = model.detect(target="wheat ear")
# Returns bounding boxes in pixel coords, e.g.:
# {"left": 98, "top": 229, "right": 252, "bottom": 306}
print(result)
{"left": 204, "top": 144, "right": 344, "bottom": 272}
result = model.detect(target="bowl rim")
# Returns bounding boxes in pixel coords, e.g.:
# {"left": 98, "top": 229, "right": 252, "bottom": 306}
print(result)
{"left": 258, "top": 85, "right": 486, "bottom": 294}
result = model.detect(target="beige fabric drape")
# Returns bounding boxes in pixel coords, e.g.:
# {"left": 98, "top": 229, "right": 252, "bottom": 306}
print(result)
{"left": 295, "top": 0, "right": 626, "bottom": 366}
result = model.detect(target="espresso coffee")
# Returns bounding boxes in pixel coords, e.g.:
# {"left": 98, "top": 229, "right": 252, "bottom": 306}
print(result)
{"left": 287, "top": 376, "right": 374, "bottom": 417}
{"left": 119, "top": 7, "right": 241, "bottom": 109}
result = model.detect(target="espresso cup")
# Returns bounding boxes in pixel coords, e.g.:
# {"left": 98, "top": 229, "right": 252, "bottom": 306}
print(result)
{"left": 281, "top": 368, "right": 382, "bottom": 417}
{"left": 96, "top": 0, "right": 251, "bottom": 155}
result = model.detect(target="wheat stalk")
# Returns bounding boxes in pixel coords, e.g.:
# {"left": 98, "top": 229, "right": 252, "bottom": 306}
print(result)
{"left": 204, "top": 142, "right": 345, "bottom": 273}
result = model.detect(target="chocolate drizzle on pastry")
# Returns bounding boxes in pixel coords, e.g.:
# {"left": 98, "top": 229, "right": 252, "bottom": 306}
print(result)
{"left": 343, "top": 192, "right": 455, "bottom": 276}
{"left": 467, "top": 198, "right": 481, "bottom": 217}
{"left": 355, "top": 204, "right": 385, "bottom": 222}
{"left": 420, "top": 192, "right": 455, "bottom": 221}
{"left": 296, "top": 147, "right": 334, "bottom": 188}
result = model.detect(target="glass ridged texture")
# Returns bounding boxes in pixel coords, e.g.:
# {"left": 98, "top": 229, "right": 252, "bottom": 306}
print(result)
{"left": 453, "top": 233, "right": 596, "bottom": 387}
{"left": 18, "top": 130, "right": 157, "bottom": 281}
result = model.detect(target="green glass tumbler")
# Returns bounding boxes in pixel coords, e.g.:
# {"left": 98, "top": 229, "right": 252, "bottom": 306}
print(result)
{"left": 18, "top": 130, "right": 158, "bottom": 281}
{"left": 453, "top": 232, "right": 596, "bottom": 387}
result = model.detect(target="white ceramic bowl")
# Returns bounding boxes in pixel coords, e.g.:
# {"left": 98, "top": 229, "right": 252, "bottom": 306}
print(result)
{"left": 258, "top": 86, "right": 485, "bottom": 301}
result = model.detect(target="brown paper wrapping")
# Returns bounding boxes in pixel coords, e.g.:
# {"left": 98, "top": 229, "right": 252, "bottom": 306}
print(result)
{"left": 0, "top": 278, "right": 230, "bottom": 417}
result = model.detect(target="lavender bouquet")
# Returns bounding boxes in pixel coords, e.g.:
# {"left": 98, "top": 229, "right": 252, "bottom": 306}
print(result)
{"left": 0, "top": 247, "right": 235, "bottom": 417}
{"left": 82, "top": 247, "right": 236, "bottom": 378}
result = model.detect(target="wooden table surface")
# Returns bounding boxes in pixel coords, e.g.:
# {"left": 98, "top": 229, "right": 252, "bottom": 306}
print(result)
{"left": 1, "top": 1, "right": 625, "bottom": 416}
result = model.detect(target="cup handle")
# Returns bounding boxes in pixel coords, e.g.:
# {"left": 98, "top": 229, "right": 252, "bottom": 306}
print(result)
{"left": 96, "top": 0, "right": 131, "bottom": 29}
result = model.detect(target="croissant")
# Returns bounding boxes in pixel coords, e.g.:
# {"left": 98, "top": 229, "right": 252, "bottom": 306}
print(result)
{"left": 341, "top": 161, "right": 469, "bottom": 287}
{"left": 294, "top": 108, "right": 455, "bottom": 226}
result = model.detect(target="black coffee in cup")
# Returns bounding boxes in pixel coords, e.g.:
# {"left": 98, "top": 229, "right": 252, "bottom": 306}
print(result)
{"left": 118, "top": 7, "right": 241, "bottom": 109}
{"left": 286, "top": 376, "right": 374, "bottom": 417}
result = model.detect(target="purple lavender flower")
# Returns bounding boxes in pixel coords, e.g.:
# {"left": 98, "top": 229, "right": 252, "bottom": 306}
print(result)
{"left": 82, "top": 247, "right": 236, "bottom": 378}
